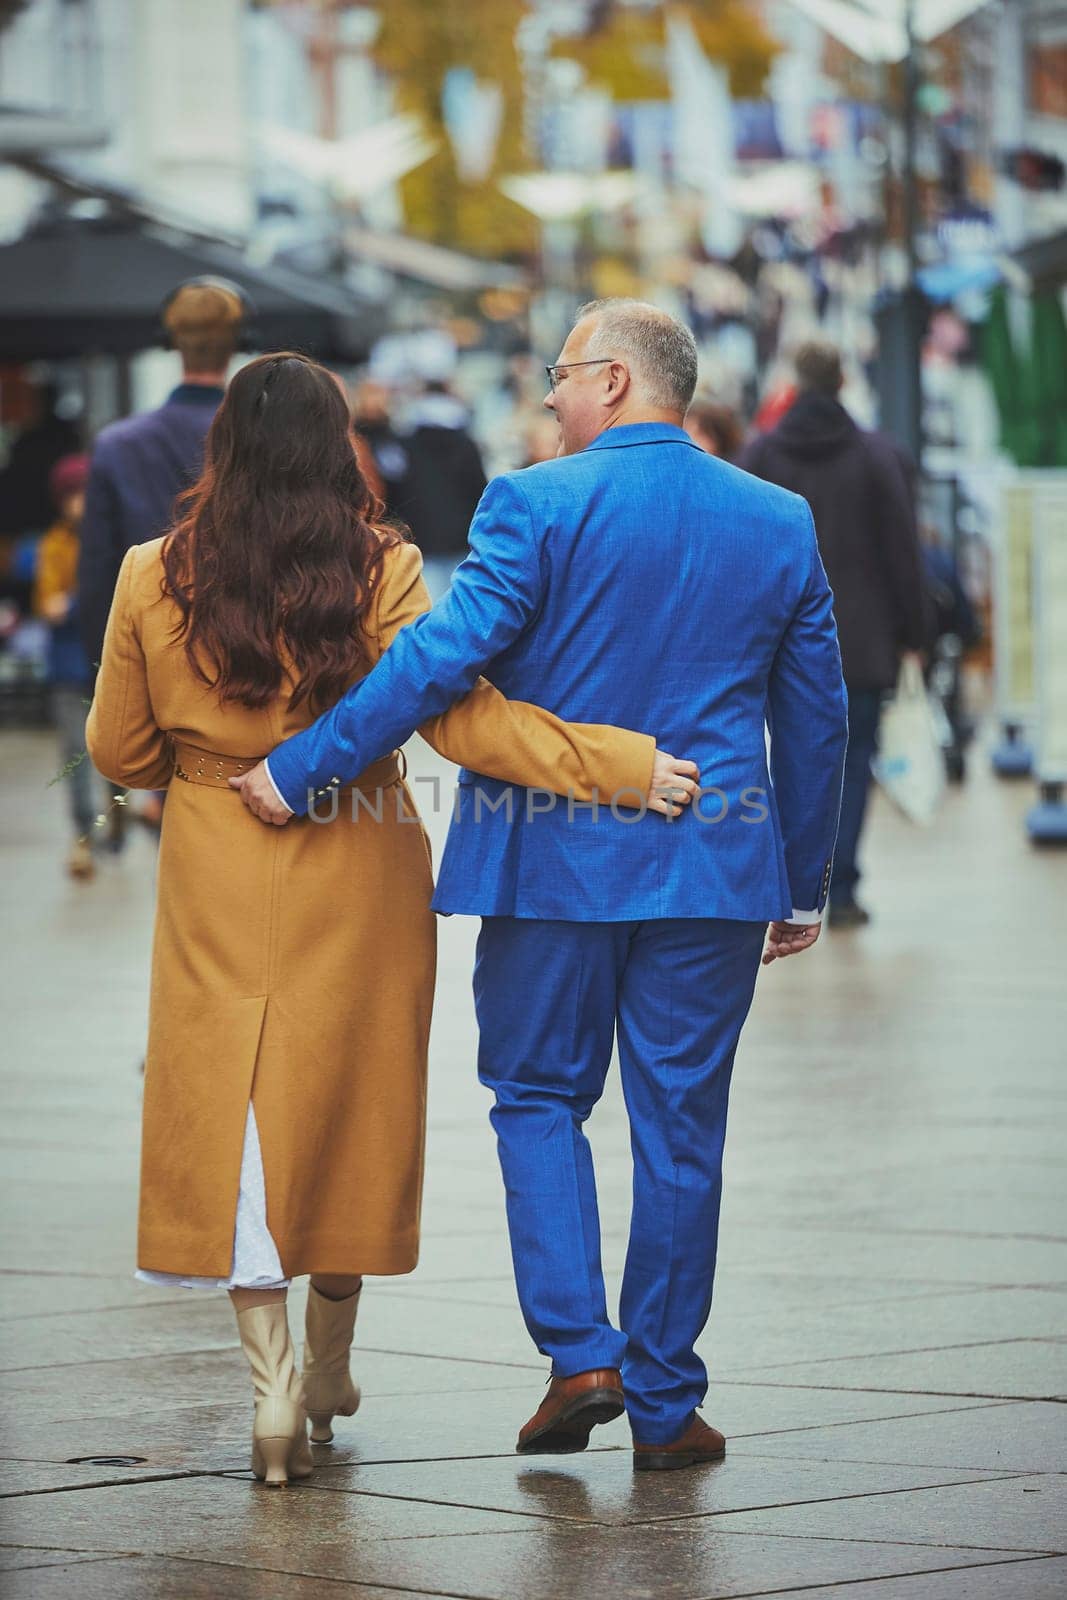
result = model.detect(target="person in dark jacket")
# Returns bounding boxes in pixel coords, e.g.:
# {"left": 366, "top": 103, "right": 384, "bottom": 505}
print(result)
{"left": 400, "top": 381, "right": 487, "bottom": 602}
{"left": 739, "top": 341, "right": 926, "bottom": 927}
{"left": 78, "top": 279, "right": 244, "bottom": 668}
{"left": 34, "top": 455, "right": 109, "bottom": 879}
{"left": 352, "top": 379, "right": 411, "bottom": 521}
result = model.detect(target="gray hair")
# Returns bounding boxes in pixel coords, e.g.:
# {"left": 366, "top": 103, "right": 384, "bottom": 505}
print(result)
{"left": 575, "top": 298, "right": 698, "bottom": 413}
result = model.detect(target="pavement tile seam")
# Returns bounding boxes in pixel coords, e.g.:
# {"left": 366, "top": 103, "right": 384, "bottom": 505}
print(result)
{"left": 0, "top": 1268, "right": 153, "bottom": 1281}
{"left": 724, "top": 1397, "right": 1016, "bottom": 1439}
{"left": 0, "top": 1469, "right": 210, "bottom": 1500}
{"left": 725, "top": 1222, "right": 1067, "bottom": 1246}
{"left": 622, "top": 1472, "right": 1034, "bottom": 1528}
{"left": 721, "top": 1378, "right": 1066, "bottom": 1404}
{"left": 356, "top": 1346, "right": 543, "bottom": 1374}
{"left": 0, "top": 1345, "right": 543, "bottom": 1379}
{"left": 41, "top": 1544, "right": 1059, "bottom": 1600}
{"left": 215, "top": 1448, "right": 624, "bottom": 1478}
{"left": 735, "top": 1450, "right": 1067, "bottom": 1476}
{"left": 300, "top": 1479, "right": 603, "bottom": 1527}
{"left": 0, "top": 1540, "right": 142, "bottom": 1561}
{"left": 0, "top": 1298, "right": 194, "bottom": 1324}
{"left": 291, "top": 1467, "right": 1034, "bottom": 1532}
{"left": 727, "top": 1335, "right": 1067, "bottom": 1376}
{"left": 161, "top": 1551, "right": 501, "bottom": 1600}
{"left": 705, "top": 1553, "right": 1064, "bottom": 1600}
{"left": 689, "top": 1525, "right": 1057, "bottom": 1557}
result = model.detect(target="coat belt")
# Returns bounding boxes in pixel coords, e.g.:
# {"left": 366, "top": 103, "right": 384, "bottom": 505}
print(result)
{"left": 171, "top": 740, "right": 404, "bottom": 794}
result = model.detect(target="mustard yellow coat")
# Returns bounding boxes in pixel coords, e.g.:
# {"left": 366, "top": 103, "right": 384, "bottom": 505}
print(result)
{"left": 86, "top": 538, "right": 654, "bottom": 1279}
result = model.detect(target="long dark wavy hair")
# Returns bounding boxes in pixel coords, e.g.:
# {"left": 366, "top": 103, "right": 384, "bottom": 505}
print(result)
{"left": 162, "top": 352, "right": 405, "bottom": 712}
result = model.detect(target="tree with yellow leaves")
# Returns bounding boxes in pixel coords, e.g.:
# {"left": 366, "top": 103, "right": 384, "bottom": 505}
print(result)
{"left": 551, "top": 1, "right": 778, "bottom": 101}
{"left": 372, "top": 0, "right": 537, "bottom": 257}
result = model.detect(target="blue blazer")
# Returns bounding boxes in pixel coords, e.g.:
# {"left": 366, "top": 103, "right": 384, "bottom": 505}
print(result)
{"left": 269, "top": 423, "right": 848, "bottom": 923}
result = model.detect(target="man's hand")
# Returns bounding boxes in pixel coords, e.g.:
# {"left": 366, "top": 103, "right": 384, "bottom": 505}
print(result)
{"left": 648, "top": 751, "right": 700, "bottom": 817}
{"left": 229, "top": 761, "right": 294, "bottom": 826}
{"left": 762, "top": 920, "right": 821, "bottom": 966}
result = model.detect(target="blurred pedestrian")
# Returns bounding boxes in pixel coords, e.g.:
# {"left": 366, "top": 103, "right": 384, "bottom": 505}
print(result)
{"left": 0, "top": 383, "right": 81, "bottom": 625}
{"left": 401, "top": 380, "right": 487, "bottom": 602}
{"left": 740, "top": 341, "right": 926, "bottom": 927}
{"left": 351, "top": 379, "right": 410, "bottom": 519}
{"left": 78, "top": 277, "right": 245, "bottom": 832}
{"left": 0, "top": 382, "right": 80, "bottom": 540}
{"left": 78, "top": 277, "right": 245, "bottom": 668}
{"left": 684, "top": 399, "right": 744, "bottom": 463}
{"left": 33, "top": 455, "right": 113, "bottom": 879}
{"left": 86, "top": 352, "right": 665, "bottom": 1486}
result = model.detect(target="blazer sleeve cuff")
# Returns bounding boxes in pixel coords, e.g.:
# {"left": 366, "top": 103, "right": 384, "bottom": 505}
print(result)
{"left": 263, "top": 758, "right": 295, "bottom": 816}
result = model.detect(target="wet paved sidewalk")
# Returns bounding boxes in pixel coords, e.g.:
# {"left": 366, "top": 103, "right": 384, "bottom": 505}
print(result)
{"left": 1, "top": 727, "right": 1065, "bottom": 1599}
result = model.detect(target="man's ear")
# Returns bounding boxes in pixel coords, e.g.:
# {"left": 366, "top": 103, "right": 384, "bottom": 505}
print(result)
{"left": 603, "top": 360, "right": 630, "bottom": 404}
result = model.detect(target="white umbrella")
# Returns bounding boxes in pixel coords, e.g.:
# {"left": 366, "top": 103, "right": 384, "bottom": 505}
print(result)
{"left": 782, "top": 0, "right": 993, "bottom": 62}
{"left": 258, "top": 115, "right": 439, "bottom": 204}
{"left": 499, "top": 170, "right": 646, "bottom": 221}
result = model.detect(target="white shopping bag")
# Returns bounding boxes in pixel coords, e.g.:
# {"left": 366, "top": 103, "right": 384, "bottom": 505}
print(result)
{"left": 872, "top": 656, "right": 946, "bottom": 826}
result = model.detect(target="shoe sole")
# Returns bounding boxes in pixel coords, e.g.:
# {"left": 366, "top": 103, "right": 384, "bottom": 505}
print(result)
{"left": 516, "top": 1390, "right": 626, "bottom": 1455}
{"left": 633, "top": 1445, "right": 726, "bottom": 1472}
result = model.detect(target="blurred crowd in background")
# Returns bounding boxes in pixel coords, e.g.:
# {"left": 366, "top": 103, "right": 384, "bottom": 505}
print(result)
{"left": 0, "top": 0, "right": 1065, "bottom": 889}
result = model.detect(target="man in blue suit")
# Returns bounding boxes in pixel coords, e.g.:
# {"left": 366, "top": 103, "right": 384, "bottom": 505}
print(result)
{"left": 237, "top": 300, "right": 848, "bottom": 1470}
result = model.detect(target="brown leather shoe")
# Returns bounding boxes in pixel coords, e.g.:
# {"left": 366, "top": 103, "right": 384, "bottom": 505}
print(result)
{"left": 516, "top": 1369, "right": 625, "bottom": 1455}
{"left": 633, "top": 1415, "right": 726, "bottom": 1472}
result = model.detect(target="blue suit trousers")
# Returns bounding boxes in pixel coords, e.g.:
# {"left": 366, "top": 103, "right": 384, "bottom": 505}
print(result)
{"left": 473, "top": 915, "right": 765, "bottom": 1445}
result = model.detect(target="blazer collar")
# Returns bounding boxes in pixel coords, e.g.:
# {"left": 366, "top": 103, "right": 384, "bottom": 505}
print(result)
{"left": 583, "top": 421, "right": 701, "bottom": 453}
{"left": 167, "top": 383, "right": 226, "bottom": 408}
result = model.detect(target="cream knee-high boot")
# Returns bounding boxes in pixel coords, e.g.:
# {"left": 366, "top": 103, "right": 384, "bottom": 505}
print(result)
{"left": 303, "top": 1284, "right": 363, "bottom": 1443}
{"left": 235, "top": 1302, "right": 313, "bottom": 1486}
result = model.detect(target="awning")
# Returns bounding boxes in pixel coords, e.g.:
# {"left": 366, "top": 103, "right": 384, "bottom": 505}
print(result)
{"left": 0, "top": 214, "right": 382, "bottom": 362}
{"left": 343, "top": 223, "right": 527, "bottom": 293}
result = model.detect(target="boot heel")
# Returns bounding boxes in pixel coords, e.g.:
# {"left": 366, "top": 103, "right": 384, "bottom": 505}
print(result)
{"left": 308, "top": 1412, "right": 334, "bottom": 1444}
{"left": 253, "top": 1433, "right": 294, "bottom": 1487}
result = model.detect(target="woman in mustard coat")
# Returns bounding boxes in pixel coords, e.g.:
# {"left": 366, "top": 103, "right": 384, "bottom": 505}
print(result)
{"left": 86, "top": 354, "right": 683, "bottom": 1485}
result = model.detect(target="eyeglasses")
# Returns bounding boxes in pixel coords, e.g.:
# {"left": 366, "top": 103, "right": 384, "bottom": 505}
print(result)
{"left": 544, "top": 357, "right": 621, "bottom": 392}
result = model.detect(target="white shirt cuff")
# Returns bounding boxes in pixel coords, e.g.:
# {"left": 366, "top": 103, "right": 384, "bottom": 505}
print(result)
{"left": 262, "top": 759, "right": 294, "bottom": 816}
{"left": 788, "top": 907, "right": 823, "bottom": 925}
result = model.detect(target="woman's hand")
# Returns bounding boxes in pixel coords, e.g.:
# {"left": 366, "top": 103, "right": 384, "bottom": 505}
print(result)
{"left": 648, "top": 751, "right": 700, "bottom": 817}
